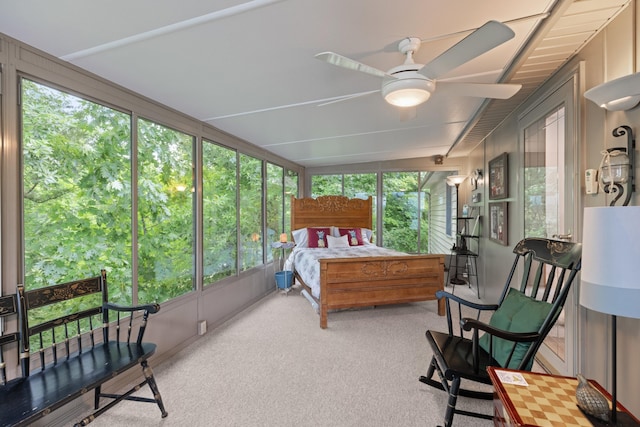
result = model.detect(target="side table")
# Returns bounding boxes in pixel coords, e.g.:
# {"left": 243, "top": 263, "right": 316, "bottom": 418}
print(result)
{"left": 271, "top": 241, "right": 295, "bottom": 293}
{"left": 488, "top": 367, "right": 640, "bottom": 427}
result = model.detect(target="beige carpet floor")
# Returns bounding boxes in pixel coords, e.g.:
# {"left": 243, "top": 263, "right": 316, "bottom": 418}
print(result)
{"left": 89, "top": 284, "right": 494, "bottom": 427}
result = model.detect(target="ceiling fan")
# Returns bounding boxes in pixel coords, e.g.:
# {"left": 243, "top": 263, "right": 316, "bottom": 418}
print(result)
{"left": 315, "top": 20, "right": 522, "bottom": 108}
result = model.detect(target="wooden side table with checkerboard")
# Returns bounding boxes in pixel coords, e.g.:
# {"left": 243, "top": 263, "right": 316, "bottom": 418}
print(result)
{"left": 488, "top": 367, "right": 640, "bottom": 427}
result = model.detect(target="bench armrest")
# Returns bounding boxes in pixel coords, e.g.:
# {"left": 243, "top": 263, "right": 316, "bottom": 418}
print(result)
{"left": 102, "top": 302, "right": 161, "bottom": 345}
{"left": 103, "top": 302, "right": 161, "bottom": 315}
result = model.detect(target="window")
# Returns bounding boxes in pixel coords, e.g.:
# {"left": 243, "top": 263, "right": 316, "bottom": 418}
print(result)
{"left": 311, "top": 172, "right": 377, "bottom": 239}
{"left": 21, "top": 79, "right": 133, "bottom": 305}
{"left": 311, "top": 174, "right": 342, "bottom": 196}
{"left": 266, "top": 163, "right": 284, "bottom": 262}
{"left": 284, "top": 169, "right": 299, "bottom": 237}
{"left": 343, "top": 174, "right": 376, "bottom": 200}
{"left": 137, "top": 119, "right": 195, "bottom": 303}
{"left": 239, "top": 154, "right": 263, "bottom": 271}
{"left": 382, "top": 172, "right": 429, "bottom": 253}
{"left": 203, "top": 141, "right": 238, "bottom": 283}
{"left": 524, "top": 106, "right": 565, "bottom": 238}
{"left": 20, "top": 77, "right": 298, "bottom": 308}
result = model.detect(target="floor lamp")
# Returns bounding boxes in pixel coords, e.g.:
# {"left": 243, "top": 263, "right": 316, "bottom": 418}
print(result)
{"left": 446, "top": 174, "right": 468, "bottom": 285}
{"left": 581, "top": 206, "right": 640, "bottom": 425}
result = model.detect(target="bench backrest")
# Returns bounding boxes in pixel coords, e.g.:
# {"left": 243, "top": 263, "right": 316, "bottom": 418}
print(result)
{"left": 0, "top": 294, "right": 19, "bottom": 385}
{"left": 17, "top": 271, "right": 109, "bottom": 375}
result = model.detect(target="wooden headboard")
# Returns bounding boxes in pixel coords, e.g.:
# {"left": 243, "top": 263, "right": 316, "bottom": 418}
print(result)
{"left": 290, "top": 196, "right": 373, "bottom": 230}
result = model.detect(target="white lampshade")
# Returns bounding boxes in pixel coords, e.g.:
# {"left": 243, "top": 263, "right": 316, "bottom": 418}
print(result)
{"left": 584, "top": 72, "right": 640, "bottom": 111}
{"left": 446, "top": 175, "right": 468, "bottom": 186}
{"left": 580, "top": 206, "right": 640, "bottom": 318}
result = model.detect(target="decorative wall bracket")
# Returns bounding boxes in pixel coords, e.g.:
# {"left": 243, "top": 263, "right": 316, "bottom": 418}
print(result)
{"left": 601, "top": 125, "right": 635, "bottom": 206}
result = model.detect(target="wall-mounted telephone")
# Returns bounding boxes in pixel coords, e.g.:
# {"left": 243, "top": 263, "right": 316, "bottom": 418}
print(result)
{"left": 585, "top": 168, "right": 598, "bottom": 194}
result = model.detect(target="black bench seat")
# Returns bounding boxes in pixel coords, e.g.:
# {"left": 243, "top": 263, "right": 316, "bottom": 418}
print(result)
{"left": 0, "top": 271, "right": 167, "bottom": 426}
{"left": 0, "top": 342, "right": 157, "bottom": 426}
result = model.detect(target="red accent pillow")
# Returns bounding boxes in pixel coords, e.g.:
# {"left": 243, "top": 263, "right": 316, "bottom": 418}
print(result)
{"left": 339, "top": 228, "right": 364, "bottom": 246}
{"left": 307, "top": 227, "right": 331, "bottom": 248}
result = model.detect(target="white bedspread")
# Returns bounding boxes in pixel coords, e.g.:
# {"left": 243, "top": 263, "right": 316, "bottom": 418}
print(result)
{"left": 284, "top": 245, "right": 406, "bottom": 299}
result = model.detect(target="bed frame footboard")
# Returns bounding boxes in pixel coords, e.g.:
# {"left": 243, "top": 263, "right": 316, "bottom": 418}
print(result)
{"left": 314, "top": 254, "right": 444, "bottom": 328}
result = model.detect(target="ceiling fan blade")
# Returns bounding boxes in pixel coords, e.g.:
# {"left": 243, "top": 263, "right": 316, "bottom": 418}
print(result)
{"left": 418, "top": 20, "right": 515, "bottom": 80}
{"left": 317, "top": 90, "right": 380, "bottom": 106}
{"left": 315, "top": 52, "right": 389, "bottom": 79}
{"left": 438, "top": 82, "right": 522, "bottom": 99}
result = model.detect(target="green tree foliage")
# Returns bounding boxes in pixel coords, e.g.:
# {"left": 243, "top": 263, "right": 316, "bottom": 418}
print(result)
{"left": 311, "top": 175, "right": 341, "bottom": 197}
{"left": 22, "top": 79, "right": 133, "bottom": 304}
{"left": 239, "top": 154, "right": 263, "bottom": 270}
{"left": 524, "top": 166, "right": 548, "bottom": 237}
{"left": 137, "top": 119, "right": 195, "bottom": 304}
{"left": 203, "top": 141, "right": 238, "bottom": 283}
{"left": 266, "top": 163, "right": 284, "bottom": 262}
{"left": 23, "top": 80, "right": 198, "bottom": 307}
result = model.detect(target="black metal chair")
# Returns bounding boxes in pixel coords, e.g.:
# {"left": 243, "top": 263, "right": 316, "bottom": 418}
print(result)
{"left": 420, "top": 237, "right": 582, "bottom": 427}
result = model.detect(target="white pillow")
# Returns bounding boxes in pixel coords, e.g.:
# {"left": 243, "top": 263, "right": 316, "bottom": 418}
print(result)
{"left": 291, "top": 228, "right": 309, "bottom": 247}
{"left": 362, "top": 228, "right": 373, "bottom": 241}
{"left": 361, "top": 228, "right": 373, "bottom": 243}
{"left": 327, "top": 234, "right": 349, "bottom": 248}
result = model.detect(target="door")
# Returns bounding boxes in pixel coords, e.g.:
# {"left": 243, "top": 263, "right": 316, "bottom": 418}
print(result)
{"left": 518, "top": 74, "right": 579, "bottom": 375}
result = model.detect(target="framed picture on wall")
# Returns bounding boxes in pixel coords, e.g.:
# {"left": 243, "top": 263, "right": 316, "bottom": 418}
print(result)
{"left": 489, "top": 152, "right": 509, "bottom": 200}
{"left": 489, "top": 202, "right": 508, "bottom": 246}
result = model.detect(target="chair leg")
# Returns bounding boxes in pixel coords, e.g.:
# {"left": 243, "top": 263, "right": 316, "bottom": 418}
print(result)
{"left": 425, "top": 356, "right": 436, "bottom": 380}
{"left": 443, "top": 376, "right": 461, "bottom": 427}
{"left": 94, "top": 385, "right": 101, "bottom": 410}
{"left": 141, "top": 360, "right": 168, "bottom": 418}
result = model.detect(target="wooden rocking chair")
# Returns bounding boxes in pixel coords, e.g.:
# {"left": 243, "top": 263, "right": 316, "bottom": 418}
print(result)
{"left": 419, "top": 237, "right": 582, "bottom": 427}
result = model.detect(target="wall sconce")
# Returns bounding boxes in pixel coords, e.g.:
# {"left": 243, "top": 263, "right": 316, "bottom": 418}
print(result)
{"left": 584, "top": 72, "right": 640, "bottom": 111}
{"left": 598, "top": 126, "right": 635, "bottom": 206}
{"left": 471, "top": 168, "right": 483, "bottom": 189}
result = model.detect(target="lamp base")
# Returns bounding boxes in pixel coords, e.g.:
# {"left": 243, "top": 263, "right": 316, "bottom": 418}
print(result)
{"left": 449, "top": 277, "right": 466, "bottom": 286}
{"left": 578, "top": 407, "right": 640, "bottom": 426}
{"left": 611, "top": 410, "right": 640, "bottom": 427}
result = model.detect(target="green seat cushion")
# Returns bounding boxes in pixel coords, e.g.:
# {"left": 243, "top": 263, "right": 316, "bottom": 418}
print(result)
{"left": 478, "top": 287, "right": 553, "bottom": 370}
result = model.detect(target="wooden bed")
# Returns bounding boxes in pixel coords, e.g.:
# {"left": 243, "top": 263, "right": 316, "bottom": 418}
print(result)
{"left": 290, "top": 195, "right": 445, "bottom": 328}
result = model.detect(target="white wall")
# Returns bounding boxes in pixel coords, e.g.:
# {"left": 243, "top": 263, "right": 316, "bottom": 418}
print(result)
{"left": 462, "top": 3, "right": 640, "bottom": 416}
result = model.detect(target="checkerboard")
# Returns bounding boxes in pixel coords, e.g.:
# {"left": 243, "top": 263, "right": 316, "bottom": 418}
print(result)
{"left": 496, "top": 371, "right": 608, "bottom": 427}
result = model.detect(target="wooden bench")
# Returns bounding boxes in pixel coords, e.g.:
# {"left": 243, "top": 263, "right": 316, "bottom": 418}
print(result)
{"left": 0, "top": 270, "right": 168, "bottom": 426}
{"left": 0, "top": 293, "right": 20, "bottom": 388}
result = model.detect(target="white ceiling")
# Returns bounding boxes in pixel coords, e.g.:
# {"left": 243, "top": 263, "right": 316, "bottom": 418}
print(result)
{"left": 0, "top": 0, "right": 631, "bottom": 167}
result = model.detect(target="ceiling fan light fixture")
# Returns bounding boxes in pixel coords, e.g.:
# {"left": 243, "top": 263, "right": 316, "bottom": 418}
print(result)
{"left": 382, "top": 77, "right": 434, "bottom": 107}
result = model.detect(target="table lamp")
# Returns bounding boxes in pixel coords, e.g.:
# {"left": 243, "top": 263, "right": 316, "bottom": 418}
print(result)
{"left": 581, "top": 206, "right": 640, "bottom": 425}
